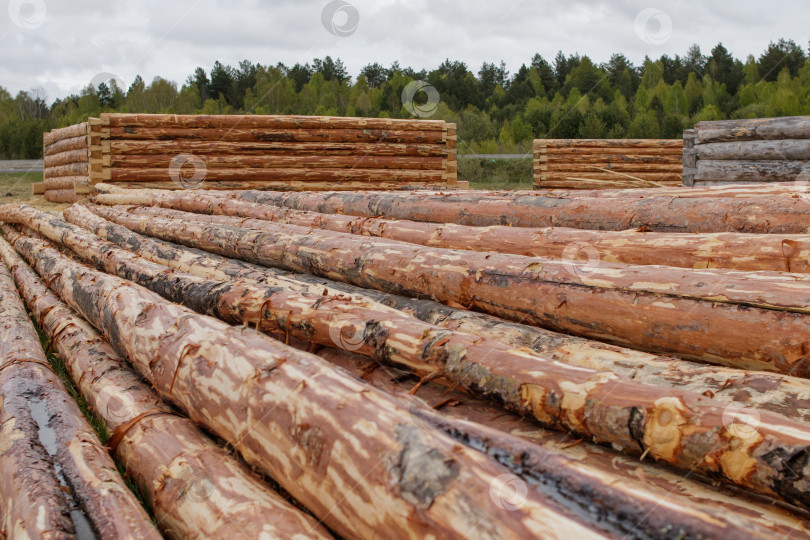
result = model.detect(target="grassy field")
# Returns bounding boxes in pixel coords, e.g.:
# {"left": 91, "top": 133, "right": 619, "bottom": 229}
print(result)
{"left": 458, "top": 157, "right": 533, "bottom": 190}
{"left": 0, "top": 171, "right": 69, "bottom": 211}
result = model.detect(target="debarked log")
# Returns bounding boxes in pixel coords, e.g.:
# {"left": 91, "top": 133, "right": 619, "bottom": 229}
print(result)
{"left": 0, "top": 241, "right": 159, "bottom": 539}
{"left": 229, "top": 189, "right": 810, "bottom": 233}
{"left": 9, "top": 205, "right": 810, "bottom": 508}
{"left": 0, "top": 234, "right": 333, "bottom": 540}
{"left": 94, "top": 188, "right": 810, "bottom": 273}
{"left": 696, "top": 160, "right": 810, "bottom": 183}
{"left": 1, "top": 222, "right": 597, "bottom": 539}
{"left": 82, "top": 203, "right": 810, "bottom": 376}
{"left": 65, "top": 205, "right": 810, "bottom": 425}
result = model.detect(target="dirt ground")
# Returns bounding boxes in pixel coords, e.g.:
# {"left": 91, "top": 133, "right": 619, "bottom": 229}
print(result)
{"left": 0, "top": 172, "right": 70, "bottom": 212}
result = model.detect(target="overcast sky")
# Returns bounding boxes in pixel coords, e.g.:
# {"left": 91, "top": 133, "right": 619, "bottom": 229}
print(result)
{"left": 1, "top": 0, "right": 807, "bottom": 102}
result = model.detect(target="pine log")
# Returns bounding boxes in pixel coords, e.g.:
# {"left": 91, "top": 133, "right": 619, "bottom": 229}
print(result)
{"left": 45, "top": 134, "right": 88, "bottom": 156}
{"left": 44, "top": 176, "right": 83, "bottom": 191}
{"left": 538, "top": 153, "right": 682, "bottom": 164}
{"left": 82, "top": 202, "right": 810, "bottom": 375}
{"left": 0, "top": 233, "right": 332, "bottom": 540}
{"left": 111, "top": 154, "right": 444, "bottom": 170}
{"left": 320, "top": 346, "right": 810, "bottom": 538}
{"left": 69, "top": 203, "right": 810, "bottom": 425}
{"left": 109, "top": 139, "right": 448, "bottom": 157}
{"left": 1, "top": 220, "right": 595, "bottom": 540}
{"left": 43, "top": 123, "right": 88, "bottom": 147}
{"left": 0, "top": 241, "right": 159, "bottom": 539}
{"left": 538, "top": 147, "right": 684, "bottom": 156}
{"left": 31, "top": 182, "right": 46, "bottom": 195}
{"left": 536, "top": 179, "right": 682, "bottom": 189}
{"left": 229, "top": 189, "right": 810, "bottom": 233}
{"left": 541, "top": 162, "right": 682, "bottom": 173}
{"left": 45, "top": 162, "right": 89, "bottom": 178}
{"left": 696, "top": 159, "right": 810, "bottom": 182}
{"left": 11, "top": 205, "right": 810, "bottom": 510}
{"left": 102, "top": 112, "right": 447, "bottom": 131}
{"left": 99, "top": 188, "right": 810, "bottom": 273}
{"left": 533, "top": 183, "right": 810, "bottom": 199}
{"left": 695, "top": 139, "right": 810, "bottom": 160}
{"left": 44, "top": 189, "right": 84, "bottom": 204}
{"left": 106, "top": 126, "right": 446, "bottom": 144}
{"left": 108, "top": 166, "right": 444, "bottom": 183}
{"left": 44, "top": 149, "right": 90, "bottom": 169}
{"left": 539, "top": 171, "right": 682, "bottom": 182}
{"left": 100, "top": 180, "right": 449, "bottom": 192}
{"left": 536, "top": 139, "right": 683, "bottom": 149}
{"left": 695, "top": 116, "right": 810, "bottom": 143}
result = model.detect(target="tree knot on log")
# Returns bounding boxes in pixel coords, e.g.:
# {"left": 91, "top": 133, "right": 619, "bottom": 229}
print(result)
{"left": 390, "top": 424, "right": 459, "bottom": 511}
{"left": 291, "top": 423, "right": 328, "bottom": 471}
{"left": 643, "top": 397, "right": 689, "bottom": 463}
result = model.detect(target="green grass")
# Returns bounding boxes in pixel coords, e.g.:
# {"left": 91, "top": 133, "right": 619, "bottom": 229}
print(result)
{"left": 458, "top": 157, "right": 533, "bottom": 190}
{"left": 0, "top": 171, "right": 43, "bottom": 201}
{"left": 32, "top": 318, "right": 155, "bottom": 520}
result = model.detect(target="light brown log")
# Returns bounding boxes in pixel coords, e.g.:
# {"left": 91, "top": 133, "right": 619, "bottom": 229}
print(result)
{"left": 45, "top": 162, "right": 88, "bottom": 179}
{"left": 0, "top": 239, "right": 159, "bottom": 539}
{"left": 83, "top": 202, "right": 810, "bottom": 376}
{"left": 536, "top": 139, "right": 683, "bottom": 149}
{"left": 696, "top": 159, "right": 810, "bottom": 182}
{"left": 321, "top": 347, "right": 810, "bottom": 539}
{"left": 43, "top": 123, "right": 88, "bottom": 147}
{"left": 538, "top": 153, "right": 682, "bottom": 164}
{"left": 14, "top": 204, "right": 810, "bottom": 510}
{"left": 70, "top": 202, "right": 810, "bottom": 425}
{"left": 108, "top": 166, "right": 445, "bottom": 183}
{"left": 0, "top": 233, "right": 333, "bottom": 540}
{"left": 44, "top": 176, "right": 83, "bottom": 191}
{"left": 44, "top": 134, "right": 88, "bottom": 156}
{"left": 102, "top": 112, "right": 447, "bottom": 131}
{"left": 695, "top": 139, "right": 810, "bottom": 160}
{"left": 99, "top": 187, "right": 810, "bottom": 274}
{"left": 532, "top": 183, "right": 810, "bottom": 199}
{"left": 109, "top": 139, "right": 449, "bottom": 157}
{"left": 44, "top": 149, "right": 89, "bottom": 169}
{"left": 44, "top": 189, "right": 84, "bottom": 203}
{"left": 541, "top": 162, "right": 683, "bottom": 173}
{"left": 538, "top": 147, "right": 684, "bottom": 156}
{"left": 227, "top": 189, "right": 810, "bottom": 233}
{"left": 536, "top": 179, "right": 682, "bottom": 189}
{"left": 2, "top": 212, "right": 593, "bottom": 539}
{"left": 100, "top": 180, "right": 449, "bottom": 192}
{"left": 111, "top": 153, "right": 444, "bottom": 170}
{"left": 31, "top": 182, "right": 45, "bottom": 195}
{"left": 540, "top": 171, "right": 682, "bottom": 181}
{"left": 695, "top": 116, "right": 810, "bottom": 143}
{"left": 106, "top": 126, "right": 446, "bottom": 144}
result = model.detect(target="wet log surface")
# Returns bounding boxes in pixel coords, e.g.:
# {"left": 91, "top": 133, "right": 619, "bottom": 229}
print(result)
{"left": 83, "top": 203, "right": 810, "bottom": 377}
{"left": 8, "top": 205, "right": 810, "bottom": 509}
{"left": 64, "top": 203, "right": 810, "bottom": 424}
{"left": 230, "top": 189, "right": 810, "bottom": 233}
{"left": 318, "top": 347, "right": 810, "bottom": 539}
{"left": 97, "top": 187, "right": 810, "bottom": 273}
{"left": 1, "top": 218, "right": 602, "bottom": 539}
{"left": 0, "top": 239, "right": 159, "bottom": 540}
{"left": 0, "top": 231, "right": 333, "bottom": 540}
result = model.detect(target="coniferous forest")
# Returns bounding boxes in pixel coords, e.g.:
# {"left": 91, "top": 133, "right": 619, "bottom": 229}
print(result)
{"left": 2, "top": 39, "right": 809, "bottom": 159}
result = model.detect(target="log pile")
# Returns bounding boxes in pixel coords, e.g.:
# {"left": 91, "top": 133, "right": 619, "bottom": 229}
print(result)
{"left": 40, "top": 114, "right": 458, "bottom": 198}
{"left": 6, "top": 181, "right": 810, "bottom": 537}
{"left": 534, "top": 139, "right": 683, "bottom": 189}
{"left": 684, "top": 115, "right": 810, "bottom": 186}
{"left": 40, "top": 121, "right": 97, "bottom": 203}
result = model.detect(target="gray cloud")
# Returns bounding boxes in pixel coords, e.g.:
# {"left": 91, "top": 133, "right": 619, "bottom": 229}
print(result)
{"left": 0, "top": 0, "right": 807, "bottom": 102}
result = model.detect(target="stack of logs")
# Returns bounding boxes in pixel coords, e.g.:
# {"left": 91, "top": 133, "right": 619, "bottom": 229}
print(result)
{"left": 39, "top": 121, "right": 101, "bottom": 203}
{"left": 41, "top": 113, "right": 458, "bottom": 198}
{"left": 683, "top": 115, "right": 810, "bottom": 186}
{"left": 4, "top": 182, "right": 810, "bottom": 538}
{"left": 533, "top": 138, "right": 683, "bottom": 189}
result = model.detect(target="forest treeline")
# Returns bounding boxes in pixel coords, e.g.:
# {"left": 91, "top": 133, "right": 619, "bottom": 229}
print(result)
{"left": 1, "top": 39, "right": 809, "bottom": 159}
